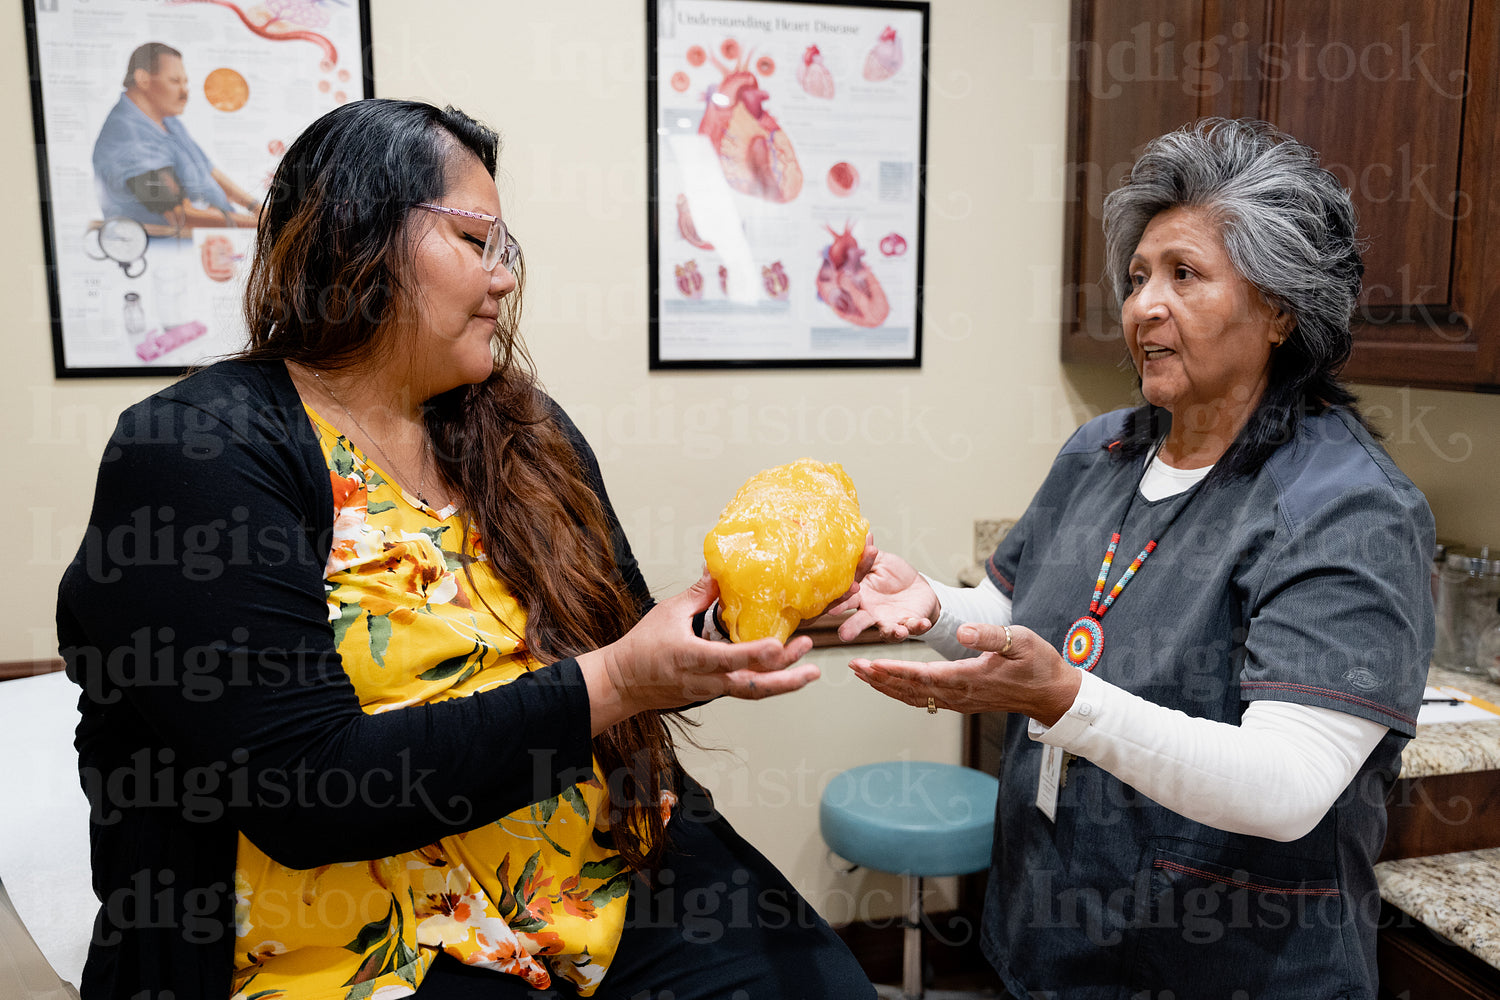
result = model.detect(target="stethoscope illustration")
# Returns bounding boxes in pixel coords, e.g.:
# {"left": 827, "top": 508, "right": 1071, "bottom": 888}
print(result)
{"left": 84, "top": 217, "right": 149, "bottom": 277}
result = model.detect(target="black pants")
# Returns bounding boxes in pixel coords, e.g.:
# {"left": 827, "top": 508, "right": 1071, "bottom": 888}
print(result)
{"left": 418, "top": 777, "right": 875, "bottom": 1000}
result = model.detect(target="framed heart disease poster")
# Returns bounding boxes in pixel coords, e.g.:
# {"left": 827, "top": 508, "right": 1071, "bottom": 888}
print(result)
{"left": 25, "top": 0, "right": 374, "bottom": 377}
{"left": 648, "top": 0, "right": 929, "bottom": 369}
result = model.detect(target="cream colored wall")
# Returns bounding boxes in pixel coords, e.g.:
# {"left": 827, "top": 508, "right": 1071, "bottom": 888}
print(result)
{"left": 4, "top": 0, "right": 1095, "bottom": 922}
{"left": 10, "top": 0, "right": 1500, "bottom": 924}
{"left": 370, "top": 0, "right": 1104, "bottom": 920}
{"left": 7, "top": 1, "right": 1116, "bottom": 651}
{"left": 1356, "top": 386, "right": 1500, "bottom": 552}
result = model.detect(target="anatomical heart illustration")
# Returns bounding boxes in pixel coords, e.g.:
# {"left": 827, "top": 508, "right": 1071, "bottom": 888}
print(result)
{"left": 762, "top": 261, "right": 789, "bottom": 300}
{"left": 675, "top": 260, "right": 705, "bottom": 299}
{"left": 863, "top": 26, "right": 903, "bottom": 81}
{"left": 816, "top": 224, "right": 889, "bottom": 328}
{"left": 698, "top": 47, "right": 804, "bottom": 203}
{"left": 797, "top": 44, "right": 835, "bottom": 98}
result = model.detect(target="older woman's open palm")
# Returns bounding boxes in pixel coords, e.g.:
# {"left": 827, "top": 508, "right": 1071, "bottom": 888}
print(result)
{"left": 849, "top": 622, "right": 1082, "bottom": 726}
{"left": 828, "top": 545, "right": 941, "bottom": 642}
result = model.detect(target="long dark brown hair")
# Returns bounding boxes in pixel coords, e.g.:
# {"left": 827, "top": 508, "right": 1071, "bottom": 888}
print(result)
{"left": 240, "top": 98, "right": 682, "bottom": 871}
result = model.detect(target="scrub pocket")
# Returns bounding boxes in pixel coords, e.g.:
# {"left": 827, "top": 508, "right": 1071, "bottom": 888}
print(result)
{"left": 1131, "top": 844, "right": 1353, "bottom": 1000}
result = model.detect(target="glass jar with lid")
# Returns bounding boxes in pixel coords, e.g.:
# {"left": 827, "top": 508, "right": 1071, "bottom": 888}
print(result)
{"left": 1477, "top": 597, "right": 1500, "bottom": 682}
{"left": 1433, "top": 547, "right": 1500, "bottom": 672}
{"left": 1432, "top": 541, "right": 1462, "bottom": 602}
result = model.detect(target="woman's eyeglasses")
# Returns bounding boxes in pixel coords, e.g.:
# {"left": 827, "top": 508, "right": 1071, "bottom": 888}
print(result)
{"left": 414, "top": 203, "right": 520, "bottom": 271}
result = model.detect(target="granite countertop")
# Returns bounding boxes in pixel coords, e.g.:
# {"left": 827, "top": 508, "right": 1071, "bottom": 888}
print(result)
{"left": 1401, "top": 667, "right": 1500, "bottom": 779}
{"left": 1375, "top": 847, "right": 1500, "bottom": 972}
{"left": 955, "top": 518, "right": 1013, "bottom": 588}
{"left": 1381, "top": 668, "right": 1500, "bottom": 973}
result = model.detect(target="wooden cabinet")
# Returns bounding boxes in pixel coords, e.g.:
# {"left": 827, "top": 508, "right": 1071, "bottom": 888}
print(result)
{"left": 1060, "top": 0, "right": 1500, "bottom": 391}
{"left": 1380, "top": 902, "right": 1500, "bottom": 1000}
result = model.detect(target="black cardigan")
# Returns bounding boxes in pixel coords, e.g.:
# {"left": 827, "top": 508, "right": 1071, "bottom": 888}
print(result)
{"left": 57, "top": 358, "right": 649, "bottom": 999}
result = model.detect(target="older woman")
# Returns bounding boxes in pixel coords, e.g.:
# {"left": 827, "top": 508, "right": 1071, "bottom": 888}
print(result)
{"left": 835, "top": 119, "right": 1433, "bottom": 998}
{"left": 58, "top": 100, "right": 872, "bottom": 1000}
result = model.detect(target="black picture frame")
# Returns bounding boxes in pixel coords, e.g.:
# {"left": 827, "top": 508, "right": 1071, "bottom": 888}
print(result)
{"left": 648, "top": 0, "right": 930, "bottom": 369}
{"left": 24, "top": 0, "right": 375, "bottom": 377}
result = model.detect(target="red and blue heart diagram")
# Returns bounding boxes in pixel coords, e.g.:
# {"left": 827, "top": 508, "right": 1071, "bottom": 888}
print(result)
{"left": 697, "top": 43, "right": 804, "bottom": 204}
{"left": 816, "top": 223, "right": 889, "bottom": 328}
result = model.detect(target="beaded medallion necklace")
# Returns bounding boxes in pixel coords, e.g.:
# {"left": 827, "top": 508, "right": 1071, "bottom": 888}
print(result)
{"left": 1062, "top": 442, "right": 1205, "bottom": 672}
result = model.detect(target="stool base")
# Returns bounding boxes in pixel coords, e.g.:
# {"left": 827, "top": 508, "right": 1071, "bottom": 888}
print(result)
{"left": 866, "top": 875, "right": 1000, "bottom": 1000}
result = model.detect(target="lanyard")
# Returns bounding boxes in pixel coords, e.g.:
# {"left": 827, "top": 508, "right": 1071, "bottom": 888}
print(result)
{"left": 1062, "top": 445, "right": 1203, "bottom": 672}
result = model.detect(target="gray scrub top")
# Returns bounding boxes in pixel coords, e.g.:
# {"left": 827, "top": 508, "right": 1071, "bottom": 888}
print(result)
{"left": 981, "top": 405, "right": 1433, "bottom": 1000}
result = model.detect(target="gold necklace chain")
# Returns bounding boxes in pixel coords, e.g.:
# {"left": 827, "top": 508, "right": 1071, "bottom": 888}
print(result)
{"left": 310, "top": 370, "right": 431, "bottom": 506}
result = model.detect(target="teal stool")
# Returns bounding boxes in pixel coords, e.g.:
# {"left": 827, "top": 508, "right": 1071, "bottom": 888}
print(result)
{"left": 820, "top": 761, "right": 1000, "bottom": 1000}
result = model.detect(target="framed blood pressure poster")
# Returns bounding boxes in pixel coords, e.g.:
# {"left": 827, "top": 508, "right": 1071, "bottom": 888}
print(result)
{"left": 25, "top": 0, "right": 374, "bottom": 376}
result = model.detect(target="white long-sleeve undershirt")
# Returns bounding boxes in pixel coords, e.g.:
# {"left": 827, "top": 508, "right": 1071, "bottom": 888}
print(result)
{"left": 920, "top": 476, "right": 1389, "bottom": 842}
{"left": 1032, "top": 671, "right": 1387, "bottom": 841}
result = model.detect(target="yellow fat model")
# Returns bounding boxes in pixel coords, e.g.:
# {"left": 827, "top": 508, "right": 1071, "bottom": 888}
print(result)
{"left": 704, "top": 458, "right": 870, "bottom": 643}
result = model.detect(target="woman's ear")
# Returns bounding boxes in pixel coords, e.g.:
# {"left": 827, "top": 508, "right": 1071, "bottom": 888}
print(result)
{"left": 1269, "top": 306, "right": 1294, "bottom": 346}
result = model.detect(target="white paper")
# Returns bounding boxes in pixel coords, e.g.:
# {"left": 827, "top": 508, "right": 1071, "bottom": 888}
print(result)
{"left": 1418, "top": 685, "right": 1500, "bottom": 724}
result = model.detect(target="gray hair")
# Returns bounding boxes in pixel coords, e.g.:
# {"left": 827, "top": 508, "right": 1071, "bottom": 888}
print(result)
{"left": 1101, "top": 118, "right": 1369, "bottom": 481}
{"left": 1101, "top": 118, "right": 1363, "bottom": 385}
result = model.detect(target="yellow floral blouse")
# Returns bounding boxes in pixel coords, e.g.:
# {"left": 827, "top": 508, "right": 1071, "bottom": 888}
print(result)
{"left": 230, "top": 409, "right": 631, "bottom": 1000}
